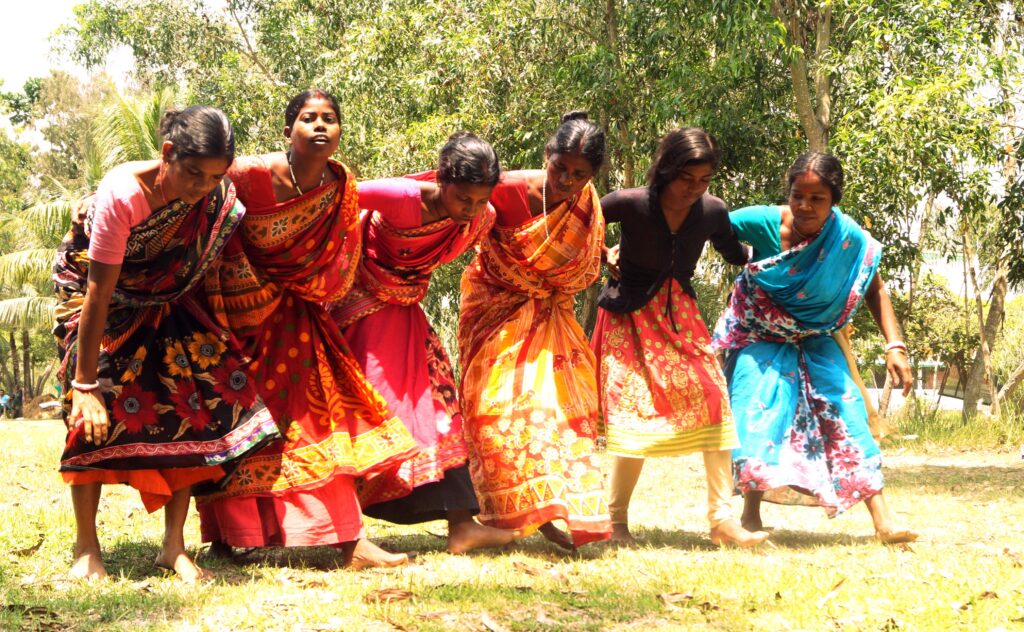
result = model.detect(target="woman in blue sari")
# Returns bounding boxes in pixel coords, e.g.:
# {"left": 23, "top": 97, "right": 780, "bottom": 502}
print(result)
{"left": 712, "top": 153, "right": 916, "bottom": 543}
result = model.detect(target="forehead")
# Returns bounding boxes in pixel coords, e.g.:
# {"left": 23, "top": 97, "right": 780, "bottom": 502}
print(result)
{"left": 678, "top": 162, "right": 714, "bottom": 179}
{"left": 177, "top": 155, "right": 231, "bottom": 176}
{"left": 447, "top": 182, "right": 494, "bottom": 198}
{"left": 791, "top": 170, "right": 830, "bottom": 192}
{"left": 297, "top": 97, "right": 337, "bottom": 115}
{"left": 550, "top": 152, "right": 594, "bottom": 172}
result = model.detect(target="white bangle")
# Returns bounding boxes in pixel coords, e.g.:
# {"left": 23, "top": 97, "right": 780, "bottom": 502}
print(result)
{"left": 884, "top": 341, "right": 907, "bottom": 354}
{"left": 71, "top": 380, "right": 101, "bottom": 392}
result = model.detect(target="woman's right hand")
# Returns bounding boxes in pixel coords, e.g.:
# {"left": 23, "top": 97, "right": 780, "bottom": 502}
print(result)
{"left": 603, "top": 244, "right": 621, "bottom": 279}
{"left": 70, "top": 388, "right": 109, "bottom": 445}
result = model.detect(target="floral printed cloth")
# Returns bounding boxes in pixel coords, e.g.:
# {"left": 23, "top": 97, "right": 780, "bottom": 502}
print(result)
{"left": 711, "top": 207, "right": 884, "bottom": 515}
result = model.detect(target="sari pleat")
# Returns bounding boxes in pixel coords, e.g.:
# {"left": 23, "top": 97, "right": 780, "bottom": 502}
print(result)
{"left": 458, "top": 182, "right": 611, "bottom": 546}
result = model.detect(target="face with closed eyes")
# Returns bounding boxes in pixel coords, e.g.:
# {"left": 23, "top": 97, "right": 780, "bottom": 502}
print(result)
{"left": 160, "top": 141, "right": 230, "bottom": 205}
{"left": 788, "top": 170, "right": 834, "bottom": 237}
{"left": 437, "top": 182, "right": 494, "bottom": 224}
{"left": 544, "top": 151, "right": 595, "bottom": 201}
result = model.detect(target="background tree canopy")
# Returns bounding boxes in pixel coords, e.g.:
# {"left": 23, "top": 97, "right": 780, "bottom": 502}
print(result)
{"left": 0, "top": 0, "right": 1021, "bottom": 416}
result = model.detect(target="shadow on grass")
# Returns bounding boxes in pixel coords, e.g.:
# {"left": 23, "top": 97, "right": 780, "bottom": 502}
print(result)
{"left": 884, "top": 463, "right": 1024, "bottom": 497}
{"left": 611, "top": 526, "right": 874, "bottom": 551}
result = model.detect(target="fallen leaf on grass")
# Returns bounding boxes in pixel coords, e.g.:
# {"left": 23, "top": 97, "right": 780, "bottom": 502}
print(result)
{"left": 535, "top": 607, "right": 558, "bottom": 625}
{"left": 979, "top": 591, "right": 998, "bottom": 600}
{"left": 697, "top": 601, "right": 720, "bottom": 614}
{"left": 10, "top": 533, "right": 44, "bottom": 557}
{"left": 3, "top": 604, "right": 62, "bottom": 629}
{"left": 817, "top": 577, "right": 846, "bottom": 609}
{"left": 364, "top": 588, "right": 414, "bottom": 604}
{"left": 1003, "top": 547, "right": 1024, "bottom": 567}
{"left": 480, "top": 611, "right": 511, "bottom": 632}
{"left": 513, "top": 560, "right": 542, "bottom": 576}
{"left": 659, "top": 592, "right": 695, "bottom": 605}
{"left": 129, "top": 579, "right": 155, "bottom": 592}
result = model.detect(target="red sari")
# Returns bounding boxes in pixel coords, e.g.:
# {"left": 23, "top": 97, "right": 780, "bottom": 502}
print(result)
{"left": 197, "top": 157, "right": 417, "bottom": 547}
{"left": 332, "top": 173, "right": 493, "bottom": 518}
{"left": 458, "top": 174, "right": 611, "bottom": 546}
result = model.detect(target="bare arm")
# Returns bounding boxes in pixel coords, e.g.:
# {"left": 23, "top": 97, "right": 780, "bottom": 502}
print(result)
{"left": 864, "top": 272, "right": 913, "bottom": 396}
{"left": 70, "top": 261, "right": 121, "bottom": 444}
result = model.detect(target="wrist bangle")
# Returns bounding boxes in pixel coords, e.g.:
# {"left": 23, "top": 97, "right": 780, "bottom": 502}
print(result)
{"left": 71, "top": 380, "right": 101, "bottom": 392}
{"left": 884, "top": 341, "right": 907, "bottom": 354}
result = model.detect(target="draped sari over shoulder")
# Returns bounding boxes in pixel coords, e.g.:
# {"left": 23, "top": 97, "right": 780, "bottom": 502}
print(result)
{"left": 53, "top": 178, "right": 279, "bottom": 512}
{"left": 712, "top": 208, "right": 883, "bottom": 515}
{"left": 458, "top": 178, "right": 611, "bottom": 545}
{"left": 331, "top": 172, "right": 493, "bottom": 514}
{"left": 196, "top": 158, "right": 417, "bottom": 548}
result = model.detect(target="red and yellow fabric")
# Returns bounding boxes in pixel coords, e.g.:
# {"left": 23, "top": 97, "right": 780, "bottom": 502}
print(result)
{"left": 201, "top": 157, "right": 417, "bottom": 499}
{"left": 591, "top": 282, "right": 739, "bottom": 457}
{"left": 458, "top": 178, "right": 611, "bottom": 546}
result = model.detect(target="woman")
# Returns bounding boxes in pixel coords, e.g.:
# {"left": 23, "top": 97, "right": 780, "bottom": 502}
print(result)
{"left": 591, "top": 128, "right": 768, "bottom": 547}
{"left": 458, "top": 111, "right": 611, "bottom": 549}
{"left": 197, "top": 89, "right": 418, "bottom": 568}
{"left": 711, "top": 152, "right": 917, "bottom": 543}
{"left": 331, "top": 132, "right": 521, "bottom": 553}
{"left": 54, "top": 106, "right": 279, "bottom": 582}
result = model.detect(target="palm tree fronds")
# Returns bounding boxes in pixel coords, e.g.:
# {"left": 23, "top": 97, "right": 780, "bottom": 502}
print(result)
{"left": 0, "top": 296, "right": 57, "bottom": 330}
{"left": 0, "top": 249, "right": 56, "bottom": 290}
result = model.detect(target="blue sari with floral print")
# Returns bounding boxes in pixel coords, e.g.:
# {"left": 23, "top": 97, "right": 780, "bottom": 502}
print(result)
{"left": 711, "top": 206, "right": 882, "bottom": 515}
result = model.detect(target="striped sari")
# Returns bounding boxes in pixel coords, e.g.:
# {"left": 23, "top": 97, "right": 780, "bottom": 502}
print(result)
{"left": 458, "top": 179, "right": 611, "bottom": 546}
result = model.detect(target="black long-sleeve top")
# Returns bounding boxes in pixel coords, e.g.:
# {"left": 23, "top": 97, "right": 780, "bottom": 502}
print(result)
{"left": 596, "top": 187, "right": 748, "bottom": 313}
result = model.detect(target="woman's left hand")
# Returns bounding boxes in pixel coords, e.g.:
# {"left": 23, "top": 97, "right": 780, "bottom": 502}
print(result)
{"left": 886, "top": 351, "right": 913, "bottom": 396}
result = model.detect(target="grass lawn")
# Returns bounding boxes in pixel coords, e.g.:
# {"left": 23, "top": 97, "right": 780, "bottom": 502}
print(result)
{"left": 1, "top": 419, "right": 1022, "bottom": 631}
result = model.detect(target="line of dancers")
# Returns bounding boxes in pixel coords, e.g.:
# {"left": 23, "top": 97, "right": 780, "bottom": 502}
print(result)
{"left": 54, "top": 89, "right": 917, "bottom": 582}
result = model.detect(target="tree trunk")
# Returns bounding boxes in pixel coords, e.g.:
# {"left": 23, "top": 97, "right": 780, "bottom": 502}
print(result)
{"left": 21, "top": 329, "right": 31, "bottom": 398}
{"left": 771, "top": 0, "right": 830, "bottom": 152}
{"left": 931, "top": 366, "right": 950, "bottom": 417}
{"left": 996, "top": 359, "right": 1024, "bottom": 411}
{"left": 961, "top": 224, "right": 1003, "bottom": 419}
{"left": 8, "top": 331, "right": 19, "bottom": 390}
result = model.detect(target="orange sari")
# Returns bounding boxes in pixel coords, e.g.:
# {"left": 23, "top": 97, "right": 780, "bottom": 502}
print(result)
{"left": 458, "top": 178, "right": 611, "bottom": 546}
{"left": 197, "top": 157, "right": 416, "bottom": 546}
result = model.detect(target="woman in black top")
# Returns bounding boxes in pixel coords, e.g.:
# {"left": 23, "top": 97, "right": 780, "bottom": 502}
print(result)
{"left": 590, "top": 128, "right": 768, "bottom": 547}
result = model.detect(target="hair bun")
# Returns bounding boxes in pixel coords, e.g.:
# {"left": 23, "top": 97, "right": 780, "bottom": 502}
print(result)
{"left": 159, "top": 109, "right": 181, "bottom": 136}
{"left": 560, "top": 110, "right": 589, "bottom": 124}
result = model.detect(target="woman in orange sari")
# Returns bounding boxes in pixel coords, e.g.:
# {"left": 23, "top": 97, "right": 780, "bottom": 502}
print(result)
{"left": 197, "top": 90, "right": 417, "bottom": 568}
{"left": 458, "top": 111, "right": 611, "bottom": 549}
{"left": 332, "top": 133, "right": 520, "bottom": 553}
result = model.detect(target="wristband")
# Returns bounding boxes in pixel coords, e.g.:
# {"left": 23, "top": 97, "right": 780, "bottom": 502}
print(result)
{"left": 71, "top": 380, "right": 101, "bottom": 392}
{"left": 884, "top": 341, "right": 907, "bottom": 354}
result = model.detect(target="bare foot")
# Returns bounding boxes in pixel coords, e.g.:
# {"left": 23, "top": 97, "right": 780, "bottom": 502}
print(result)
{"left": 876, "top": 527, "right": 918, "bottom": 544}
{"left": 710, "top": 519, "right": 770, "bottom": 548}
{"left": 538, "top": 522, "right": 575, "bottom": 551}
{"left": 342, "top": 538, "right": 409, "bottom": 570}
{"left": 205, "top": 540, "right": 234, "bottom": 559}
{"left": 609, "top": 523, "right": 637, "bottom": 545}
{"left": 155, "top": 549, "right": 214, "bottom": 583}
{"left": 447, "top": 520, "right": 522, "bottom": 554}
{"left": 69, "top": 542, "right": 107, "bottom": 581}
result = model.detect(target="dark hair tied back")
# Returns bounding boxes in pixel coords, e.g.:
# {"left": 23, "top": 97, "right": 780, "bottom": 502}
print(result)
{"left": 160, "top": 105, "right": 235, "bottom": 163}
{"left": 437, "top": 132, "right": 500, "bottom": 187}
{"left": 285, "top": 89, "right": 341, "bottom": 128}
{"left": 546, "top": 109, "right": 605, "bottom": 171}
{"left": 786, "top": 152, "right": 844, "bottom": 204}
{"left": 646, "top": 127, "right": 721, "bottom": 191}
